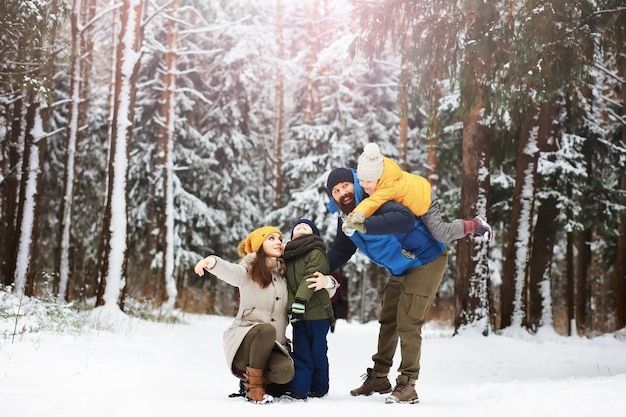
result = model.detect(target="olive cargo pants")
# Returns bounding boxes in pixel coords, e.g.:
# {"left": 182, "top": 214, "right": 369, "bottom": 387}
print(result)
{"left": 371, "top": 250, "right": 448, "bottom": 380}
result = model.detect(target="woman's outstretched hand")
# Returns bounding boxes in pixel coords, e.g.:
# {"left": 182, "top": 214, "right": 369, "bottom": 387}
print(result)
{"left": 194, "top": 256, "right": 216, "bottom": 276}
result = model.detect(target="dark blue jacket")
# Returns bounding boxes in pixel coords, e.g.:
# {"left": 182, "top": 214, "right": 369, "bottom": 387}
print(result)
{"left": 327, "top": 169, "right": 445, "bottom": 277}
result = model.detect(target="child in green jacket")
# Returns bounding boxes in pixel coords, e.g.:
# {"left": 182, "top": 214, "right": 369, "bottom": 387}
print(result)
{"left": 281, "top": 219, "right": 336, "bottom": 401}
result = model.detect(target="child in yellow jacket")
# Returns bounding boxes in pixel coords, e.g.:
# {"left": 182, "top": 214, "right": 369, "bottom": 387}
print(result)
{"left": 345, "top": 142, "right": 493, "bottom": 242}
{"left": 354, "top": 143, "right": 432, "bottom": 218}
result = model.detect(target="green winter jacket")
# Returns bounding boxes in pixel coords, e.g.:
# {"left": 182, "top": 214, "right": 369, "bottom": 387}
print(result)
{"left": 282, "top": 234, "right": 335, "bottom": 328}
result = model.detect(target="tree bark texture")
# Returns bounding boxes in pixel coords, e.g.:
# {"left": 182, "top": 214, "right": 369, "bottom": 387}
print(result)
{"left": 454, "top": 0, "right": 495, "bottom": 334}
{"left": 455, "top": 86, "right": 492, "bottom": 334}
{"left": 158, "top": 0, "right": 181, "bottom": 308}
{"left": 272, "top": 0, "right": 284, "bottom": 210}
{"left": 0, "top": 98, "right": 23, "bottom": 288}
{"left": 97, "top": 0, "right": 144, "bottom": 308}
{"left": 500, "top": 103, "right": 556, "bottom": 329}
{"left": 614, "top": 20, "right": 626, "bottom": 330}
{"left": 525, "top": 100, "right": 559, "bottom": 331}
{"left": 575, "top": 159, "right": 593, "bottom": 334}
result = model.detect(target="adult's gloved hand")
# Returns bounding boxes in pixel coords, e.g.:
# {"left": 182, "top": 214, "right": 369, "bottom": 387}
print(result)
{"left": 289, "top": 299, "right": 306, "bottom": 324}
{"left": 345, "top": 212, "right": 366, "bottom": 233}
{"left": 350, "top": 211, "right": 365, "bottom": 223}
{"left": 306, "top": 271, "right": 336, "bottom": 291}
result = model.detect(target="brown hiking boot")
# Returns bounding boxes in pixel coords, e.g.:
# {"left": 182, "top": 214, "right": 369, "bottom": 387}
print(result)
{"left": 350, "top": 368, "right": 392, "bottom": 396}
{"left": 385, "top": 375, "right": 419, "bottom": 404}
{"left": 244, "top": 367, "right": 272, "bottom": 404}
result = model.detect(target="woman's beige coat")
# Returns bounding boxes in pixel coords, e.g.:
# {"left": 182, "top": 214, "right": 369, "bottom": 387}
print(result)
{"left": 208, "top": 253, "right": 292, "bottom": 375}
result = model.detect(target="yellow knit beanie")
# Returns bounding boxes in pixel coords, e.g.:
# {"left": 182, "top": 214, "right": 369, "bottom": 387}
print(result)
{"left": 237, "top": 226, "right": 282, "bottom": 257}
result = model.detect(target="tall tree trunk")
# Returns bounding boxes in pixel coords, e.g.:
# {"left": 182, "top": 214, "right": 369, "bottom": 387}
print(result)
{"left": 397, "top": 53, "right": 409, "bottom": 170}
{"left": 614, "top": 19, "right": 626, "bottom": 330}
{"left": 575, "top": 116, "right": 594, "bottom": 335}
{"left": 454, "top": 0, "right": 494, "bottom": 334}
{"left": 576, "top": 226, "right": 592, "bottom": 334}
{"left": 58, "top": 0, "right": 87, "bottom": 301}
{"left": 616, "top": 172, "right": 626, "bottom": 330}
{"left": 572, "top": 0, "right": 598, "bottom": 336}
{"left": 272, "top": 0, "right": 284, "bottom": 210}
{"left": 395, "top": 9, "right": 416, "bottom": 171}
{"left": 425, "top": 82, "right": 440, "bottom": 188}
{"left": 500, "top": 134, "right": 529, "bottom": 329}
{"left": 157, "top": 0, "right": 181, "bottom": 310}
{"left": 303, "top": 0, "right": 319, "bottom": 126}
{"left": 95, "top": 1, "right": 120, "bottom": 305}
{"left": 526, "top": 194, "right": 558, "bottom": 331}
{"left": 455, "top": 86, "right": 492, "bottom": 334}
{"left": 70, "top": 0, "right": 98, "bottom": 303}
{"left": 501, "top": 103, "right": 556, "bottom": 329}
{"left": 97, "top": 0, "right": 144, "bottom": 309}
{"left": 525, "top": 98, "right": 559, "bottom": 331}
{"left": 14, "top": 98, "right": 41, "bottom": 297}
{"left": 566, "top": 184, "right": 575, "bottom": 335}
{"left": 0, "top": 23, "right": 35, "bottom": 287}
{"left": 398, "top": 116, "right": 408, "bottom": 170}
{"left": 14, "top": 0, "right": 60, "bottom": 293}
{"left": 0, "top": 97, "right": 24, "bottom": 288}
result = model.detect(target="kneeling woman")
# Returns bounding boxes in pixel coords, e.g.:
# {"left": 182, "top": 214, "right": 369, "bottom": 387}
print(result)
{"left": 194, "top": 226, "right": 293, "bottom": 404}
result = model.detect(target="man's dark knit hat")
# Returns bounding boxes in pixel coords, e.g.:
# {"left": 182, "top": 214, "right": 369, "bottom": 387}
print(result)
{"left": 291, "top": 218, "right": 320, "bottom": 237}
{"left": 326, "top": 168, "right": 353, "bottom": 195}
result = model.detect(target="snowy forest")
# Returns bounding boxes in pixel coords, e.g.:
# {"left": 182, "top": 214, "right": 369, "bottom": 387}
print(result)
{"left": 1, "top": 0, "right": 625, "bottom": 337}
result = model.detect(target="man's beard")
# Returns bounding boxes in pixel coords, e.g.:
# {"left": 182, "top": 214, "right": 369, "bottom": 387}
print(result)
{"left": 337, "top": 192, "right": 356, "bottom": 214}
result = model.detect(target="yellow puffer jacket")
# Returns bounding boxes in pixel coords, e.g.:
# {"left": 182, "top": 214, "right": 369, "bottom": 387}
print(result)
{"left": 353, "top": 156, "right": 432, "bottom": 218}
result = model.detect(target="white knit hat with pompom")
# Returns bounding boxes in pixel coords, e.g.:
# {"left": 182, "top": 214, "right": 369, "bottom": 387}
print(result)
{"left": 357, "top": 143, "right": 384, "bottom": 181}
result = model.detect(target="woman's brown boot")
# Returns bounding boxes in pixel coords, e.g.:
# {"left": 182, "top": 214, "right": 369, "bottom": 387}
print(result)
{"left": 244, "top": 367, "right": 271, "bottom": 403}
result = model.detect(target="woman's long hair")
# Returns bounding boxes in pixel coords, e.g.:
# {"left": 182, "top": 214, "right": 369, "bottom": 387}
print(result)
{"left": 248, "top": 249, "right": 274, "bottom": 288}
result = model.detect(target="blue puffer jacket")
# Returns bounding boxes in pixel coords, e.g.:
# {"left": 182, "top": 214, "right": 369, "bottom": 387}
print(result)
{"left": 327, "top": 169, "right": 445, "bottom": 277}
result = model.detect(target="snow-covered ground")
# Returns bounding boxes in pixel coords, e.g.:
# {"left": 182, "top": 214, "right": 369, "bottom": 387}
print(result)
{"left": 1, "top": 305, "right": 625, "bottom": 417}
